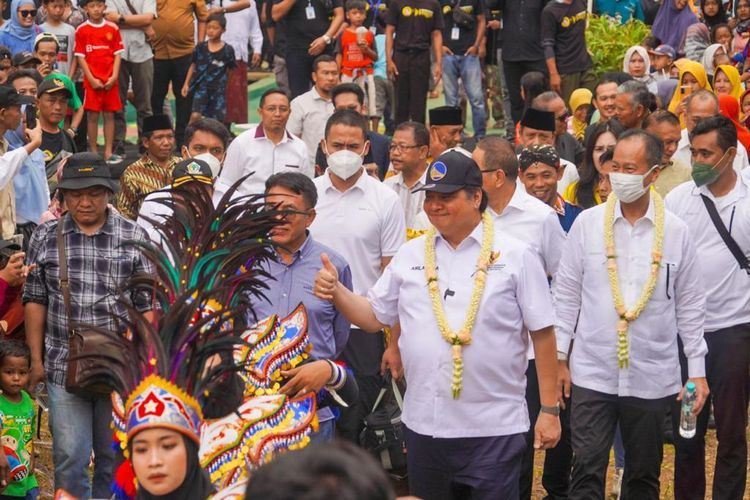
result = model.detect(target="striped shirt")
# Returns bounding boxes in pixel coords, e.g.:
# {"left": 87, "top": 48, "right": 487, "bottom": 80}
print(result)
{"left": 116, "top": 154, "right": 180, "bottom": 220}
{"left": 23, "top": 210, "right": 154, "bottom": 386}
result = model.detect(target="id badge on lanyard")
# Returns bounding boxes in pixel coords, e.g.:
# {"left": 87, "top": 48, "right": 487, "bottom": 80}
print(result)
{"left": 306, "top": 1, "right": 316, "bottom": 19}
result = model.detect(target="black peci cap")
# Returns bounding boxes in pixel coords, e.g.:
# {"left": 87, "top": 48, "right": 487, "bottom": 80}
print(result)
{"left": 520, "top": 107, "right": 556, "bottom": 132}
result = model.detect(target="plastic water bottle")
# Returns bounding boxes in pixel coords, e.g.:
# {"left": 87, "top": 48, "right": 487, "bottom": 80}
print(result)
{"left": 679, "top": 382, "right": 697, "bottom": 439}
{"left": 33, "top": 382, "right": 48, "bottom": 412}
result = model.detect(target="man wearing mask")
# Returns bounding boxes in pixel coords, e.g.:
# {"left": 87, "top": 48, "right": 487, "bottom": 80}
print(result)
{"left": 666, "top": 115, "right": 750, "bottom": 500}
{"left": 310, "top": 109, "right": 405, "bottom": 443}
{"left": 214, "top": 88, "right": 310, "bottom": 201}
{"left": 518, "top": 107, "right": 579, "bottom": 195}
{"left": 644, "top": 110, "right": 692, "bottom": 197}
{"left": 181, "top": 117, "right": 232, "bottom": 168}
{"left": 554, "top": 129, "right": 709, "bottom": 499}
{"left": 429, "top": 105, "right": 463, "bottom": 159}
{"left": 673, "top": 90, "right": 749, "bottom": 172}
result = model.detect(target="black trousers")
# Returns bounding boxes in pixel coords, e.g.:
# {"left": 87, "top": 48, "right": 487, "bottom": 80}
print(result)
{"left": 520, "top": 360, "right": 572, "bottom": 500}
{"left": 151, "top": 54, "right": 192, "bottom": 146}
{"left": 672, "top": 323, "right": 750, "bottom": 500}
{"left": 501, "top": 58, "right": 547, "bottom": 124}
{"left": 569, "top": 385, "right": 674, "bottom": 500}
{"left": 405, "top": 426, "right": 526, "bottom": 500}
{"left": 393, "top": 49, "right": 431, "bottom": 125}
{"left": 336, "top": 328, "right": 385, "bottom": 443}
{"left": 73, "top": 81, "right": 88, "bottom": 153}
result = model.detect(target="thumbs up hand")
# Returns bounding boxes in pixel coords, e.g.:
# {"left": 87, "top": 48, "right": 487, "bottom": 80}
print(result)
{"left": 315, "top": 253, "right": 339, "bottom": 301}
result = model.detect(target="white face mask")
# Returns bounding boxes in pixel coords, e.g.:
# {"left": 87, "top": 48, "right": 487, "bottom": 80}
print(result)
{"left": 609, "top": 165, "right": 657, "bottom": 203}
{"left": 327, "top": 149, "right": 364, "bottom": 180}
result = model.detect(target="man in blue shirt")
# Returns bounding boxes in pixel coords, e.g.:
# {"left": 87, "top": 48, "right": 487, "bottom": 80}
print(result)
{"left": 251, "top": 172, "right": 354, "bottom": 440}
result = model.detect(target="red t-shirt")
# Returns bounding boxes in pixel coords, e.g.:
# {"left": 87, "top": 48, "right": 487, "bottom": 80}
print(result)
{"left": 339, "top": 28, "right": 374, "bottom": 76}
{"left": 74, "top": 20, "right": 124, "bottom": 80}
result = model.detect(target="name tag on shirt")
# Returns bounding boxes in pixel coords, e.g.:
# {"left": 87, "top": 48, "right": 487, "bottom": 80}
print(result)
{"left": 451, "top": 27, "right": 460, "bottom": 40}
{"left": 306, "top": 5, "right": 316, "bottom": 19}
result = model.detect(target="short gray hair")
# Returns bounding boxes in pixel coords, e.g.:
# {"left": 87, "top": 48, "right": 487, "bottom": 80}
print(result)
{"left": 617, "top": 80, "right": 650, "bottom": 110}
{"left": 617, "top": 129, "right": 663, "bottom": 168}
{"left": 686, "top": 89, "right": 719, "bottom": 114}
{"left": 531, "top": 91, "right": 564, "bottom": 111}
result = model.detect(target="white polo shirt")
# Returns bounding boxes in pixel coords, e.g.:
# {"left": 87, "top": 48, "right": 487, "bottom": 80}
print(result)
{"left": 310, "top": 170, "right": 406, "bottom": 295}
{"left": 213, "top": 124, "right": 311, "bottom": 203}
{"left": 367, "top": 221, "right": 555, "bottom": 438}
{"left": 553, "top": 197, "right": 708, "bottom": 399}
{"left": 665, "top": 173, "right": 750, "bottom": 331}
{"left": 288, "top": 87, "right": 335, "bottom": 166}
{"left": 673, "top": 128, "right": 749, "bottom": 172}
{"left": 490, "top": 184, "right": 566, "bottom": 277}
{"left": 383, "top": 169, "right": 427, "bottom": 230}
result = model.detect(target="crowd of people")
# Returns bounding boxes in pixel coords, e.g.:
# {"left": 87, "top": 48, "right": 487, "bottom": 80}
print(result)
{"left": 0, "top": 0, "right": 744, "bottom": 498}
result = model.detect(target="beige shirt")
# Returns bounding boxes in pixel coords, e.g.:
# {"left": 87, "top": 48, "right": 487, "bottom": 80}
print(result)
{"left": 0, "top": 140, "right": 30, "bottom": 239}
{"left": 654, "top": 157, "right": 692, "bottom": 198}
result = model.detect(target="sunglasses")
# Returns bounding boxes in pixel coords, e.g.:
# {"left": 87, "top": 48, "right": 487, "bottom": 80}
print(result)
{"left": 19, "top": 9, "right": 37, "bottom": 17}
{"left": 556, "top": 112, "right": 571, "bottom": 122}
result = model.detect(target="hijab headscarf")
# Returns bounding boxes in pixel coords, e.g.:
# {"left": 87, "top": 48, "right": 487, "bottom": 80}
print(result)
{"left": 684, "top": 23, "right": 711, "bottom": 62}
{"left": 623, "top": 46, "right": 651, "bottom": 79}
{"left": 135, "top": 436, "right": 214, "bottom": 500}
{"left": 701, "top": 0, "right": 728, "bottom": 28}
{"left": 569, "top": 88, "right": 592, "bottom": 142}
{"left": 656, "top": 79, "right": 679, "bottom": 109}
{"left": 740, "top": 88, "right": 750, "bottom": 125}
{"left": 713, "top": 64, "right": 743, "bottom": 100}
{"left": 1, "top": 0, "right": 37, "bottom": 41}
{"left": 701, "top": 43, "right": 725, "bottom": 78}
{"left": 718, "top": 93, "right": 750, "bottom": 152}
{"left": 668, "top": 60, "right": 712, "bottom": 126}
{"left": 652, "top": 0, "right": 700, "bottom": 54}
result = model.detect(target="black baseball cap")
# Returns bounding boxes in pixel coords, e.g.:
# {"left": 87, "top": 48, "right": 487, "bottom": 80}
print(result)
{"left": 58, "top": 152, "right": 118, "bottom": 191}
{"left": 172, "top": 158, "right": 213, "bottom": 187}
{"left": 0, "top": 46, "right": 11, "bottom": 62}
{"left": 12, "top": 51, "right": 40, "bottom": 67}
{"left": 37, "top": 77, "right": 72, "bottom": 98}
{"left": 414, "top": 148, "right": 482, "bottom": 194}
{"left": 0, "top": 85, "right": 21, "bottom": 108}
{"left": 0, "top": 239, "right": 20, "bottom": 253}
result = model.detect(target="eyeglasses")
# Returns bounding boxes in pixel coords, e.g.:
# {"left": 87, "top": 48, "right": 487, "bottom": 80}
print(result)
{"left": 262, "top": 106, "right": 289, "bottom": 114}
{"left": 556, "top": 112, "right": 571, "bottom": 122}
{"left": 19, "top": 9, "right": 37, "bottom": 17}
{"left": 480, "top": 168, "right": 500, "bottom": 173}
{"left": 389, "top": 143, "right": 421, "bottom": 152}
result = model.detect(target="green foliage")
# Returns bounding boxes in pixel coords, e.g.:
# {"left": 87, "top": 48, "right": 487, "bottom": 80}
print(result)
{"left": 586, "top": 15, "right": 653, "bottom": 77}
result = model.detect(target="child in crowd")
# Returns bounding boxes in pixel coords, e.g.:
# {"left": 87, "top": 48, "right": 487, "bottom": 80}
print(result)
{"left": 0, "top": 341, "right": 38, "bottom": 500}
{"left": 74, "top": 0, "right": 122, "bottom": 162}
{"left": 181, "top": 13, "right": 236, "bottom": 124}
{"left": 40, "top": 0, "right": 76, "bottom": 77}
{"left": 337, "top": 0, "right": 377, "bottom": 129}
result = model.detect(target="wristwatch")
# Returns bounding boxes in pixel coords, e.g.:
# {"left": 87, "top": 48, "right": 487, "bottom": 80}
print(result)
{"left": 118, "top": 14, "right": 125, "bottom": 25}
{"left": 540, "top": 404, "right": 560, "bottom": 417}
{"left": 323, "top": 34, "right": 332, "bottom": 45}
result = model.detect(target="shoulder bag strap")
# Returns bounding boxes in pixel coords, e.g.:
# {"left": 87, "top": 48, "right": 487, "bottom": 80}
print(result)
{"left": 56, "top": 215, "right": 74, "bottom": 320}
{"left": 122, "top": 0, "right": 139, "bottom": 16}
{"left": 700, "top": 194, "right": 750, "bottom": 274}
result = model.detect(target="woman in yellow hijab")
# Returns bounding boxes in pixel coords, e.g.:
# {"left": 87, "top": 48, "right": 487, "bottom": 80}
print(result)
{"left": 713, "top": 64, "right": 744, "bottom": 100}
{"left": 569, "top": 88, "right": 592, "bottom": 143}
{"left": 667, "top": 60, "right": 712, "bottom": 127}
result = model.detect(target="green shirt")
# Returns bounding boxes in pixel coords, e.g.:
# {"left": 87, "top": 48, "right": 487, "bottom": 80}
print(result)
{"left": 0, "top": 391, "right": 38, "bottom": 497}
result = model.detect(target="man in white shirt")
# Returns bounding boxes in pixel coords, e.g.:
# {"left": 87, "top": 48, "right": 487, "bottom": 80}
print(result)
{"left": 644, "top": 110, "right": 692, "bottom": 197}
{"left": 518, "top": 107, "right": 579, "bottom": 195}
{"left": 665, "top": 115, "right": 750, "bottom": 500}
{"left": 213, "top": 88, "right": 310, "bottom": 202}
{"left": 673, "top": 90, "right": 749, "bottom": 172}
{"left": 309, "top": 109, "right": 405, "bottom": 442}
{"left": 313, "top": 148, "right": 561, "bottom": 498}
{"left": 384, "top": 121, "right": 430, "bottom": 233}
{"left": 474, "top": 135, "right": 568, "bottom": 499}
{"left": 288, "top": 54, "right": 339, "bottom": 166}
{"left": 554, "top": 129, "right": 709, "bottom": 499}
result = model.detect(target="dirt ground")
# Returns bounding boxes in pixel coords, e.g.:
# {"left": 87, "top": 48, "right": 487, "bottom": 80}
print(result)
{"left": 31, "top": 409, "right": 749, "bottom": 499}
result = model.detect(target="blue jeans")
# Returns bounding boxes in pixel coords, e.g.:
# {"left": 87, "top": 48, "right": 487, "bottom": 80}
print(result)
{"left": 47, "top": 382, "right": 115, "bottom": 499}
{"left": 441, "top": 54, "right": 486, "bottom": 138}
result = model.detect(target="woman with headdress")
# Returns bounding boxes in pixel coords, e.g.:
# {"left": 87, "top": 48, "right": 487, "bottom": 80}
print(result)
{"left": 718, "top": 93, "right": 750, "bottom": 152}
{"left": 713, "top": 64, "right": 744, "bottom": 99}
{"left": 701, "top": 0, "right": 728, "bottom": 28}
{"left": 622, "top": 45, "right": 657, "bottom": 92}
{"left": 569, "top": 88, "right": 592, "bottom": 143}
{"left": 667, "top": 60, "right": 713, "bottom": 126}
{"left": 733, "top": 0, "right": 750, "bottom": 56}
{"left": 0, "top": 0, "right": 42, "bottom": 55}
{"left": 684, "top": 23, "right": 711, "bottom": 62}
{"left": 701, "top": 43, "right": 732, "bottom": 80}
{"left": 652, "top": 0, "right": 700, "bottom": 56}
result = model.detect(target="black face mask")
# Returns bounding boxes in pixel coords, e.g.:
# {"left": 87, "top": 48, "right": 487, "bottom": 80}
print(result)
{"left": 134, "top": 435, "right": 214, "bottom": 500}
